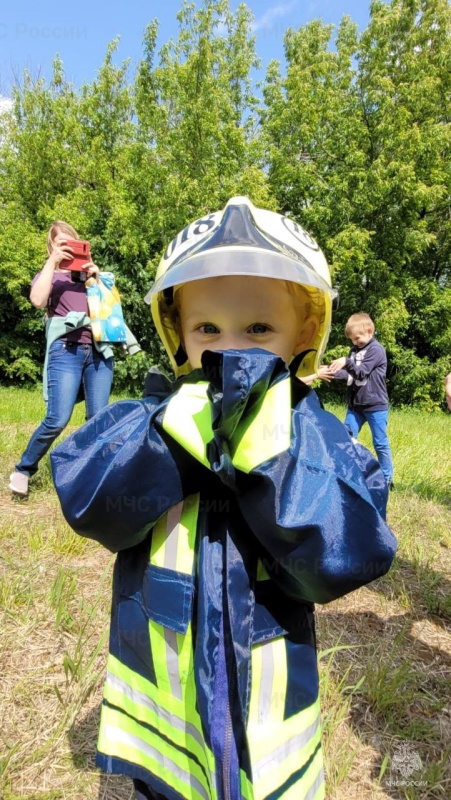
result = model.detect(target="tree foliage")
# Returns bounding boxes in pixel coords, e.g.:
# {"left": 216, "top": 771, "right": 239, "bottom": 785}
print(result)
{"left": 263, "top": 0, "right": 451, "bottom": 407}
{"left": 0, "top": 0, "right": 450, "bottom": 406}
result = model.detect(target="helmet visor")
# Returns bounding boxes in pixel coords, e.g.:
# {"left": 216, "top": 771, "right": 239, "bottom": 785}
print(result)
{"left": 145, "top": 247, "right": 337, "bottom": 303}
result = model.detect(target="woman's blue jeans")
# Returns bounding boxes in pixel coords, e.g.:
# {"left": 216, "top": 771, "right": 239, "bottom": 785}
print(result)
{"left": 344, "top": 407, "right": 394, "bottom": 485}
{"left": 16, "top": 339, "right": 113, "bottom": 476}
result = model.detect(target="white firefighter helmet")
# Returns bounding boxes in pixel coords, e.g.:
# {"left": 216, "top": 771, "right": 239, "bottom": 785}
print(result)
{"left": 145, "top": 196, "right": 337, "bottom": 378}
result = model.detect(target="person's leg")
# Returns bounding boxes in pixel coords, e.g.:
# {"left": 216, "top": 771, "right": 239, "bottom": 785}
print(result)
{"left": 15, "top": 340, "right": 83, "bottom": 476}
{"left": 343, "top": 408, "right": 365, "bottom": 440}
{"left": 365, "top": 409, "right": 394, "bottom": 485}
{"left": 82, "top": 345, "right": 114, "bottom": 420}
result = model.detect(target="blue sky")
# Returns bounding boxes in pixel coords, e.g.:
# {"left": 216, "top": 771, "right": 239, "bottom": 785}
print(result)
{"left": 0, "top": 1, "right": 372, "bottom": 100}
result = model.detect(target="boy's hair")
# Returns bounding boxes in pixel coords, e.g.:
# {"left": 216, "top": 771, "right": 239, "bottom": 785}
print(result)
{"left": 47, "top": 220, "right": 79, "bottom": 255}
{"left": 345, "top": 312, "right": 375, "bottom": 337}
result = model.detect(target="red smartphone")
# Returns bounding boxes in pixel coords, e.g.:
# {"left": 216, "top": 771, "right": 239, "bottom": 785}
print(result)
{"left": 59, "top": 239, "right": 91, "bottom": 272}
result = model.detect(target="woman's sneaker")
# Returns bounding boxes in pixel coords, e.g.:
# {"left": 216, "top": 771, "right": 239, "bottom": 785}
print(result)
{"left": 9, "top": 472, "right": 29, "bottom": 496}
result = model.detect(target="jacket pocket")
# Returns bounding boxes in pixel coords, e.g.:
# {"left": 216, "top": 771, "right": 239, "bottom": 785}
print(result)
{"left": 142, "top": 563, "right": 194, "bottom": 634}
{"left": 252, "top": 578, "right": 288, "bottom": 645}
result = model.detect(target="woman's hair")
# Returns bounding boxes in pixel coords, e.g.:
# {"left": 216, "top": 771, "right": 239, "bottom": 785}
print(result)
{"left": 47, "top": 221, "right": 79, "bottom": 254}
{"left": 345, "top": 312, "right": 375, "bottom": 337}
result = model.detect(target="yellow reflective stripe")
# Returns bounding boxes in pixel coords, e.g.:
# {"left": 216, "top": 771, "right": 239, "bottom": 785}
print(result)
{"left": 272, "top": 747, "right": 324, "bottom": 800}
{"left": 267, "top": 638, "right": 287, "bottom": 724}
{"left": 149, "top": 512, "right": 168, "bottom": 568}
{"left": 248, "top": 699, "right": 322, "bottom": 798}
{"left": 256, "top": 559, "right": 270, "bottom": 581}
{"left": 103, "top": 657, "right": 216, "bottom": 788}
{"left": 148, "top": 496, "right": 198, "bottom": 698}
{"left": 150, "top": 494, "right": 200, "bottom": 574}
{"left": 231, "top": 378, "right": 291, "bottom": 473}
{"left": 240, "top": 769, "right": 254, "bottom": 800}
{"left": 98, "top": 707, "right": 214, "bottom": 800}
{"left": 248, "top": 638, "right": 288, "bottom": 725}
{"left": 248, "top": 695, "right": 320, "bottom": 758}
{"left": 252, "top": 724, "right": 322, "bottom": 799}
{"left": 304, "top": 760, "right": 326, "bottom": 800}
{"left": 163, "top": 378, "right": 291, "bottom": 476}
{"left": 148, "top": 615, "right": 195, "bottom": 702}
{"left": 176, "top": 494, "right": 200, "bottom": 573}
{"left": 163, "top": 382, "right": 211, "bottom": 467}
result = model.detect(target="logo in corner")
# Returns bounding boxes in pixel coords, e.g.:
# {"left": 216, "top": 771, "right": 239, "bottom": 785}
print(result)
{"left": 391, "top": 743, "right": 423, "bottom": 779}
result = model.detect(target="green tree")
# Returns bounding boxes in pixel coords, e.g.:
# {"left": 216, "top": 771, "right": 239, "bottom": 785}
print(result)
{"left": 135, "top": 0, "right": 271, "bottom": 236}
{"left": 1, "top": 0, "right": 450, "bottom": 406}
{"left": 263, "top": 0, "right": 451, "bottom": 407}
{"left": 0, "top": 0, "right": 270, "bottom": 392}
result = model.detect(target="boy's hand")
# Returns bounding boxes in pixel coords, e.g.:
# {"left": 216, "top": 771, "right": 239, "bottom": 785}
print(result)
{"left": 328, "top": 356, "right": 347, "bottom": 374}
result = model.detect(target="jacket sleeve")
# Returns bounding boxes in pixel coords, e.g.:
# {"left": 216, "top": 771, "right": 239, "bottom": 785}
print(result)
{"left": 344, "top": 342, "right": 386, "bottom": 382}
{"left": 199, "top": 349, "right": 397, "bottom": 606}
{"left": 50, "top": 397, "right": 198, "bottom": 552}
{"left": 332, "top": 367, "right": 350, "bottom": 381}
{"left": 234, "top": 392, "right": 396, "bottom": 604}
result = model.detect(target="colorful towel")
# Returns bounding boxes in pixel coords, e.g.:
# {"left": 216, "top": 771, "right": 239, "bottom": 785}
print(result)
{"left": 86, "top": 272, "right": 127, "bottom": 343}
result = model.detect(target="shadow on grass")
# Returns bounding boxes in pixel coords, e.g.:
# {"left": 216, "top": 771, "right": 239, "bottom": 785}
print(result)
{"left": 68, "top": 703, "right": 134, "bottom": 799}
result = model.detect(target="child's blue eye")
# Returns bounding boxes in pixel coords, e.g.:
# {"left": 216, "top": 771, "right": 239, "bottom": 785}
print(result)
{"left": 199, "top": 324, "right": 219, "bottom": 334}
{"left": 249, "top": 324, "right": 270, "bottom": 334}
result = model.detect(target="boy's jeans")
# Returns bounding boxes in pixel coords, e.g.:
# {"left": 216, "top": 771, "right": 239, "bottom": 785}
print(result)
{"left": 16, "top": 339, "right": 113, "bottom": 476}
{"left": 344, "top": 408, "right": 394, "bottom": 485}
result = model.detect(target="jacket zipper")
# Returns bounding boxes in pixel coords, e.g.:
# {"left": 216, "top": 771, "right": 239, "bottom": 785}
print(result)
{"left": 222, "top": 697, "right": 233, "bottom": 800}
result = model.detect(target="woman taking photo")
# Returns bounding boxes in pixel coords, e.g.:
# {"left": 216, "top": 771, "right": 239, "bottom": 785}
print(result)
{"left": 9, "top": 221, "right": 114, "bottom": 497}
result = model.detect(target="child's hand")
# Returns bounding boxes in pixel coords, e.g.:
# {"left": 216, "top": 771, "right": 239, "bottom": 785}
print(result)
{"left": 316, "top": 365, "right": 334, "bottom": 382}
{"left": 328, "top": 356, "right": 347, "bottom": 374}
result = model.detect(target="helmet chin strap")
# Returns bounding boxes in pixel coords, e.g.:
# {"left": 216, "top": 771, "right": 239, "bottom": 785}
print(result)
{"left": 174, "top": 343, "right": 188, "bottom": 366}
{"left": 289, "top": 349, "right": 316, "bottom": 376}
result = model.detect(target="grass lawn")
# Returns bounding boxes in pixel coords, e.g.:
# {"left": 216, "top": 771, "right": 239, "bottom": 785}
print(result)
{"left": 0, "top": 386, "right": 450, "bottom": 799}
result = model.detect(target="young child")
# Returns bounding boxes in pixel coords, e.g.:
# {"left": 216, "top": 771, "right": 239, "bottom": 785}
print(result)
{"left": 51, "top": 198, "right": 397, "bottom": 800}
{"left": 326, "top": 313, "right": 394, "bottom": 488}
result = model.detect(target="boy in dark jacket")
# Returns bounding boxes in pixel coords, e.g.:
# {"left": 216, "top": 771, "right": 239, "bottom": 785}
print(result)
{"left": 327, "top": 312, "right": 394, "bottom": 487}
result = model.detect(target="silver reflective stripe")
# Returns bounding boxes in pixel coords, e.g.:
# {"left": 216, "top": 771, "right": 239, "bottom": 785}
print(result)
{"left": 106, "top": 670, "right": 205, "bottom": 750}
{"left": 164, "top": 501, "right": 183, "bottom": 570}
{"left": 305, "top": 766, "right": 325, "bottom": 800}
{"left": 164, "top": 627, "right": 182, "bottom": 700}
{"left": 258, "top": 640, "right": 274, "bottom": 722}
{"left": 103, "top": 723, "right": 212, "bottom": 800}
{"left": 252, "top": 715, "right": 320, "bottom": 780}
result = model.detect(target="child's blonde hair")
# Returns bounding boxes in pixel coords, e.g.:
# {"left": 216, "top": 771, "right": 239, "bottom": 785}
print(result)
{"left": 345, "top": 312, "right": 375, "bottom": 338}
{"left": 47, "top": 221, "right": 79, "bottom": 255}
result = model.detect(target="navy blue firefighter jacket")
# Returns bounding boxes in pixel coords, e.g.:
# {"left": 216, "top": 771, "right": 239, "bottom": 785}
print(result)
{"left": 50, "top": 350, "right": 397, "bottom": 800}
